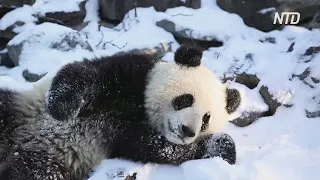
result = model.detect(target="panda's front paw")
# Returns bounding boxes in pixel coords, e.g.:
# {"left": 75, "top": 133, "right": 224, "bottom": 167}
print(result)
{"left": 201, "top": 133, "right": 236, "bottom": 165}
{"left": 46, "top": 91, "right": 85, "bottom": 121}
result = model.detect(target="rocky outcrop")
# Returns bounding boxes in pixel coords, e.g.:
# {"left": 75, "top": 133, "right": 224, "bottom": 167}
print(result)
{"left": 99, "top": 0, "right": 201, "bottom": 21}
{"left": 114, "top": 42, "right": 173, "bottom": 60}
{"left": 216, "top": 0, "right": 279, "bottom": 32}
{"left": 22, "top": 69, "right": 47, "bottom": 82}
{"left": 259, "top": 86, "right": 282, "bottom": 116}
{"left": 156, "top": 19, "right": 223, "bottom": 50}
{"left": 216, "top": 0, "right": 320, "bottom": 32}
{"left": 235, "top": 73, "right": 260, "bottom": 89}
{"left": 277, "top": 0, "right": 320, "bottom": 28}
{"left": 6, "top": 23, "right": 93, "bottom": 66}
{"left": 0, "top": 49, "right": 14, "bottom": 67}
{"left": 231, "top": 111, "right": 268, "bottom": 127}
{"left": 0, "top": 0, "right": 35, "bottom": 8}
{"left": 37, "top": 1, "right": 87, "bottom": 27}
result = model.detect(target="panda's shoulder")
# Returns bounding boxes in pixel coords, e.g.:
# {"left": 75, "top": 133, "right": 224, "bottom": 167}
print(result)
{"left": 90, "top": 53, "right": 156, "bottom": 71}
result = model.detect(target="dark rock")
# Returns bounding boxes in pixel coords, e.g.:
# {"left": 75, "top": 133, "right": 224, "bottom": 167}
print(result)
{"left": 22, "top": 69, "right": 47, "bottom": 82}
{"left": 277, "top": 0, "right": 320, "bottom": 27}
{"left": 217, "top": 0, "right": 320, "bottom": 31}
{"left": 0, "top": 38, "right": 9, "bottom": 50}
{"left": 231, "top": 111, "right": 267, "bottom": 127}
{"left": 39, "top": 1, "right": 86, "bottom": 27}
{"left": 50, "top": 32, "right": 93, "bottom": 52}
{"left": 156, "top": 19, "right": 223, "bottom": 50}
{"left": 260, "top": 37, "right": 276, "bottom": 44}
{"left": 245, "top": 53, "right": 253, "bottom": 61}
{"left": 290, "top": 68, "right": 317, "bottom": 88}
{"left": 221, "top": 76, "right": 235, "bottom": 83}
{"left": 37, "top": 16, "right": 67, "bottom": 27}
{"left": 311, "top": 77, "right": 320, "bottom": 84}
{"left": 70, "top": 22, "right": 90, "bottom": 31}
{"left": 306, "top": 110, "right": 320, "bottom": 118}
{"left": 114, "top": 42, "right": 173, "bottom": 60}
{"left": 309, "top": 9, "right": 320, "bottom": 29}
{"left": 0, "top": 49, "right": 14, "bottom": 68}
{"left": 7, "top": 24, "right": 93, "bottom": 66}
{"left": 291, "top": 68, "right": 311, "bottom": 81}
{"left": 7, "top": 42, "right": 23, "bottom": 66}
{"left": 0, "top": 29, "right": 17, "bottom": 40}
{"left": 306, "top": 95, "right": 320, "bottom": 118}
{"left": 235, "top": 73, "right": 260, "bottom": 89}
{"left": 287, "top": 42, "right": 295, "bottom": 52}
{"left": 259, "top": 86, "right": 281, "bottom": 116}
{"left": 0, "top": 6, "right": 14, "bottom": 18}
{"left": 124, "top": 173, "right": 137, "bottom": 180}
{"left": 0, "top": 0, "right": 35, "bottom": 8}
{"left": 216, "top": 0, "right": 279, "bottom": 32}
{"left": 98, "top": 20, "right": 117, "bottom": 29}
{"left": 99, "top": 0, "right": 201, "bottom": 21}
{"left": 284, "top": 104, "right": 293, "bottom": 108}
{"left": 305, "top": 46, "right": 320, "bottom": 56}
{"left": 0, "top": 21, "right": 25, "bottom": 40}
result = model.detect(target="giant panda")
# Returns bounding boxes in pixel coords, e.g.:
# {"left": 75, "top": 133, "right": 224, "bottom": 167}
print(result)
{"left": 0, "top": 45, "right": 241, "bottom": 180}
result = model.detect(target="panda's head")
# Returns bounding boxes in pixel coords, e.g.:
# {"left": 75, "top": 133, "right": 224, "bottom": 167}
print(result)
{"left": 145, "top": 45, "right": 240, "bottom": 145}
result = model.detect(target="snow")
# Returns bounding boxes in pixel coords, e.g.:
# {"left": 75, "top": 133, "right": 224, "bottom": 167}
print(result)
{"left": 0, "top": 0, "right": 85, "bottom": 33}
{"left": 162, "top": 6, "right": 263, "bottom": 42}
{"left": 7, "top": 23, "right": 94, "bottom": 77}
{"left": 1, "top": 0, "right": 320, "bottom": 180}
{"left": 84, "top": 0, "right": 100, "bottom": 22}
{"left": 258, "top": 7, "right": 276, "bottom": 14}
{"left": 32, "top": 0, "right": 85, "bottom": 15}
{"left": 0, "top": 5, "right": 37, "bottom": 33}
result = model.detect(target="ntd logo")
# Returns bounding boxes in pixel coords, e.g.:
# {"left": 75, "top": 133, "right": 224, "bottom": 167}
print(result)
{"left": 273, "top": 12, "right": 300, "bottom": 25}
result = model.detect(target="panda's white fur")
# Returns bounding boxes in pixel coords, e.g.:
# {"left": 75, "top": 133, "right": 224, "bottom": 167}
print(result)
{"left": 145, "top": 61, "right": 228, "bottom": 144}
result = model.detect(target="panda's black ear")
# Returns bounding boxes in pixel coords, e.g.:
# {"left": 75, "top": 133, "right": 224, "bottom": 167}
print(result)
{"left": 174, "top": 45, "right": 202, "bottom": 67}
{"left": 226, "top": 88, "right": 241, "bottom": 114}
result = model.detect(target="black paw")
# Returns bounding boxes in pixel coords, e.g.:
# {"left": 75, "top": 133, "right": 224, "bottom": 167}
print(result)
{"left": 46, "top": 91, "right": 84, "bottom": 121}
{"left": 226, "top": 88, "right": 241, "bottom": 114}
{"left": 201, "top": 133, "right": 236, "bottom": 165}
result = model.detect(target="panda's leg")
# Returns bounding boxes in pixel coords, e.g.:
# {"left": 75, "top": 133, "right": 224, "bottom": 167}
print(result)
{"left": 0, "top": 148, "right": 71, "bottom": 180}
{"left": 226, "top": 88, "right": 241, "bottom": 114}
{"left": 0, "top": 89, "right": 20, "bottom": 134}
{"left": 195, "top": 133, "right": 236, "bottom": 165}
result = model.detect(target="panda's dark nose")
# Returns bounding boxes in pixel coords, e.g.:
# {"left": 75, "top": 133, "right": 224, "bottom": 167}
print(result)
{"left": 181, "top": 125, "right": 195, "bottom": 138}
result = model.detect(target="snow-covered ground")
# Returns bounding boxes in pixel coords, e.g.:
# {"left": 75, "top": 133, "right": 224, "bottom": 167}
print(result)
{"left": 1, "top": 0, "right": 320, "bottom": 179}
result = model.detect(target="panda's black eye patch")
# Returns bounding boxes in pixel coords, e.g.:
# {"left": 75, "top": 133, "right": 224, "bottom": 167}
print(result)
{"left": 201, "top": 111, "right": 210, "bottom": 132}
{"left": 172, "top": 94, "right": 195, "bottom": 111}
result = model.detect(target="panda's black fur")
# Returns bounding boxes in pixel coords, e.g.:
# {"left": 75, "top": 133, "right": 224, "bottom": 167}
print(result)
{"left": 0, "top": 45, "right": 241, "bottom": 180}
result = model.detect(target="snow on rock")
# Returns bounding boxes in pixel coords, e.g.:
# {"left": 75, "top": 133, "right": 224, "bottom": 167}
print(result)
{"left": 98, "top": 0, "right": 201, "bottom": 21}
{"left": 32, "top": 0, "right": 85, "bottom": 15}
{"left": 81, "top": 8, "right": 177, "bottom": 57}
{"left": 6, "top": 23, "right": 94, "bottom": 78}
{"left": 0, "top": 5, "right": 37, "bottom": 33}
{"left": 84, "top": 0, "right": 100, "bottom": 22}
{"left": 157, "top": 5, "right": 263, "bottom": 43}
{"left": 258, "top": 7, "right": 276, "bottom": 14}
{"left": 0, "top": 0, "right": 86, "bottom": 34}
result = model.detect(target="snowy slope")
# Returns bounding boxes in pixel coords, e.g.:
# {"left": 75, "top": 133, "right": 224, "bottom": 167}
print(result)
{"left": 1, "top": 0, "right": 320, "bottom": 180}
